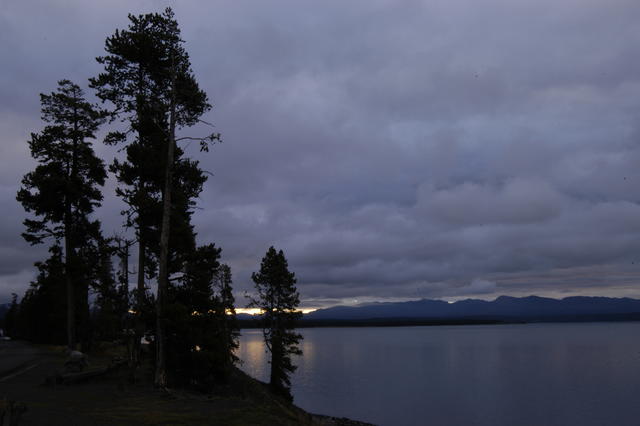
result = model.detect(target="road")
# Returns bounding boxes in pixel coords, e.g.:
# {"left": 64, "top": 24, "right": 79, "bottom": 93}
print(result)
{"left": 0, "top": 340, "right": 51, "bottom": 381}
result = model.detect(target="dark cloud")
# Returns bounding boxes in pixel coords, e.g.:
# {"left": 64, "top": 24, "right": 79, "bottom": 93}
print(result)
{"left": 2, "top": 0, "right": 640, "bottom": 307}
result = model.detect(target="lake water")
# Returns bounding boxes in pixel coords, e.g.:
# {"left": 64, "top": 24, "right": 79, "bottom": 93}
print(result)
{"left": 237, "top": 323, "right": 640, "bottom": 426}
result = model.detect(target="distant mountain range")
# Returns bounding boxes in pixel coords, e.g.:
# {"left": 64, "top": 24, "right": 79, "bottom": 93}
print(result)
{"left": 304, "top": 296, "right": 640, "bottom": 322}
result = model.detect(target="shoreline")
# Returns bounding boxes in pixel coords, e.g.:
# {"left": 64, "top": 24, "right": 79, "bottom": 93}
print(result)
{"left": 0, "top": 340, "right": 374, "bottom": 426}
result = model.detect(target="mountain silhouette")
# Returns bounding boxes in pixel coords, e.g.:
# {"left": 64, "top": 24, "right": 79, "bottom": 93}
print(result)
{"left": 306, "top": 296, "right": 640, "bottom": 321}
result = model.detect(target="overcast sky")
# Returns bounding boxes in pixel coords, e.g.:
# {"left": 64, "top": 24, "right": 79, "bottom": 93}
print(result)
{"left": 2, "top": 0, "right": 640, "bottom": 308}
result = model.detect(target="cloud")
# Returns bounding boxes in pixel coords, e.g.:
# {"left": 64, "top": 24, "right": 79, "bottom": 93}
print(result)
{"left": 464, "top": 279, "right": 497, "bottom": 295}
{"left": 419, "top": 178, "right": 564, "bottom": 226}
{"left": 2, "top": 0, "right": 640, "bottom": 307}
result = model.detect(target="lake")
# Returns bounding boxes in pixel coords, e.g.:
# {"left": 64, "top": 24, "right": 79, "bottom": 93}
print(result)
{"left": 237, "top": 322, "right": 640, "bottom": 426}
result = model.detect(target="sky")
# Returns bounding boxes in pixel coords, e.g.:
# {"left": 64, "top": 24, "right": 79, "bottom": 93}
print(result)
{"left": 2, "top": 0, "right": 640, "bottom": 309}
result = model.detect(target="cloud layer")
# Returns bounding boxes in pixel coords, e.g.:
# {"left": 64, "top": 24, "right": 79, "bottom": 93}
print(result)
{"left": 2, "top": 0, "right": 640, "bottom": 307}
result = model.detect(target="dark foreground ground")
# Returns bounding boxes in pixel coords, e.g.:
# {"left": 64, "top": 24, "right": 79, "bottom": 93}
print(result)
{"left": 0, "top": 340, "right": 373, "bottom": 425}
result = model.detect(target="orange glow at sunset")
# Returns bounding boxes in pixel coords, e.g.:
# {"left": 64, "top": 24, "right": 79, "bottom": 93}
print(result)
{"left": 235, "top": 308, "right": 317, "bottom": 315}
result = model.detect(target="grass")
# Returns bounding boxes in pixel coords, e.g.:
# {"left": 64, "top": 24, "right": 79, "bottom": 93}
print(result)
{"left": 2, "top": 341, "right": 322, "bottom": 425}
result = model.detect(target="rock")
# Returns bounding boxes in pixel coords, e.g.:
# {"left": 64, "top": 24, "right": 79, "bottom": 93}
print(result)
{"left": 64, "top": 351, "right": 88, "bottom": 373}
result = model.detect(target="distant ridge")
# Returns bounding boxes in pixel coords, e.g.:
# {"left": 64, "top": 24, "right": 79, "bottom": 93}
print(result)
{"left": 304, "top": 296, "right": 640, "bottom": 322}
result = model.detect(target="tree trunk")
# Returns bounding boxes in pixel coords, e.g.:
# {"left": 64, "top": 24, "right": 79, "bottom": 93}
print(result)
{"left": 134, "top": 63, "right": 146, "bottom": 369}
{"left": 66, "top": 97, "right": 81, "bottom": 351}
{"left": 64, "top": 213, "right": 76, "bottom": 351}
{"left": 132, "top": 235, "right": 145, "bottom": 375}
{"left": 270, "top": 329, "right": 285, "bottom": 397}
{"left": 79, "top": 270, "right": 90, "bottom": 352}
{"left": 270, "top": 338, "right": 279, "bottom": 387}
{"left": 65, "top": 102, "right": 79, "bottom": 351}
{"left": 270, "top": 314, "right": 281, "bottom": 390}
{"left": 155, "top": 67, "right": 177, "bottom": 388}
{"left": 137, "top": 237, "right": 146, "bottom": 307}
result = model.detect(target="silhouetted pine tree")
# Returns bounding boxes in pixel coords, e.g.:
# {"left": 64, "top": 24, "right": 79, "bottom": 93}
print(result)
{"left": 16, "top": 80, "right": 106, "bottom": 350}
{"left": 90, "top": 11, "right": 172, "bottom": 352}
{"left": 250, "top": 247, "right": 303, "bottom": 401}
{"left": 213, "top": 264, "right": 240, "bottom": 374}
{"left": 91, "top": 11, "right": 214, "bottom": 384}
{"left": 150, "top": 8, "right": 219, "bottom": 387}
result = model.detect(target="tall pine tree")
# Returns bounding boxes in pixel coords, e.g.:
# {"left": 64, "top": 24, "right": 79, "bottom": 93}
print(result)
{"left": 17, "top": 80, "right": 106, "bottom": 350}
{"left": 250, "top": 247, "right": 303, "bottom": 401}
{"left": 92, "top": 9, "right": 218, "bottom": 386}
{"left": 90, "top": 12, "right": 170, "bottom": 354}
{"left": 152, "top": 8, "right": 218, "bottom": 387}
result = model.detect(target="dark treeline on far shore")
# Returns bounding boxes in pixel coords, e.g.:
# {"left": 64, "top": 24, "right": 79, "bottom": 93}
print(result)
{"left": 237, "top": 313, "right": 640, "bottom": 329}
{"left": 2, "top": 8, "right": 303, "bottom": 402}
{"left": 237, "top": 317, "right": 509, "bottom": 329}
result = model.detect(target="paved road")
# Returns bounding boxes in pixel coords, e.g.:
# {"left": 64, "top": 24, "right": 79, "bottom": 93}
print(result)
{"left": 0, "top": 340, "right": 50, "bottom": 380}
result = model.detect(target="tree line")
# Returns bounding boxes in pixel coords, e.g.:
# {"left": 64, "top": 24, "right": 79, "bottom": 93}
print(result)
{"left": 4, "top": 8, "right": 302, "bottom": 401}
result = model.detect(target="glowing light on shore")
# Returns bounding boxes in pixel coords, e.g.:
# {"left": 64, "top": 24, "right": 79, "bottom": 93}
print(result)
{"left": 235, "top": 308, "right": 317, "bottom": 315}
{"left": 235, "top": 308, "right": 263, "bottom": 316}
{"left": 186, "top": 308, "right": 318, "bottom": 316}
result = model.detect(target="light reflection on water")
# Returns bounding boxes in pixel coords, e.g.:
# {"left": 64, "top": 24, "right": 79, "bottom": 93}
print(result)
{"left": 235, "top": 330, "right": 267, "bottom": 380}
{"left": 237, "top": 323, "right": 640, "bottom": 426}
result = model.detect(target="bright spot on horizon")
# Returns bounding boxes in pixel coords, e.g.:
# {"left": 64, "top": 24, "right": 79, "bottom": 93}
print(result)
{"left": 235, "top": 307, "right": 317, "bottom": 315}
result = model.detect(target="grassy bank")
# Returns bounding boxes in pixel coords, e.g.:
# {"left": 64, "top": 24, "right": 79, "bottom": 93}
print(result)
{"left": 0, "top": 342, "right": 373, "bottom": 425}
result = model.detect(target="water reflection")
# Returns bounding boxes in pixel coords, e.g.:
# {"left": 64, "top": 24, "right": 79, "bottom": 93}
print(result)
{"left": 238, "top": 323, "right": 640, "bottom": 426}
{"left": 235, "top": 329, "right": 315, "bottom": 384}
{"left": 235, "top": 330, "right": 268, "bottom": 381}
